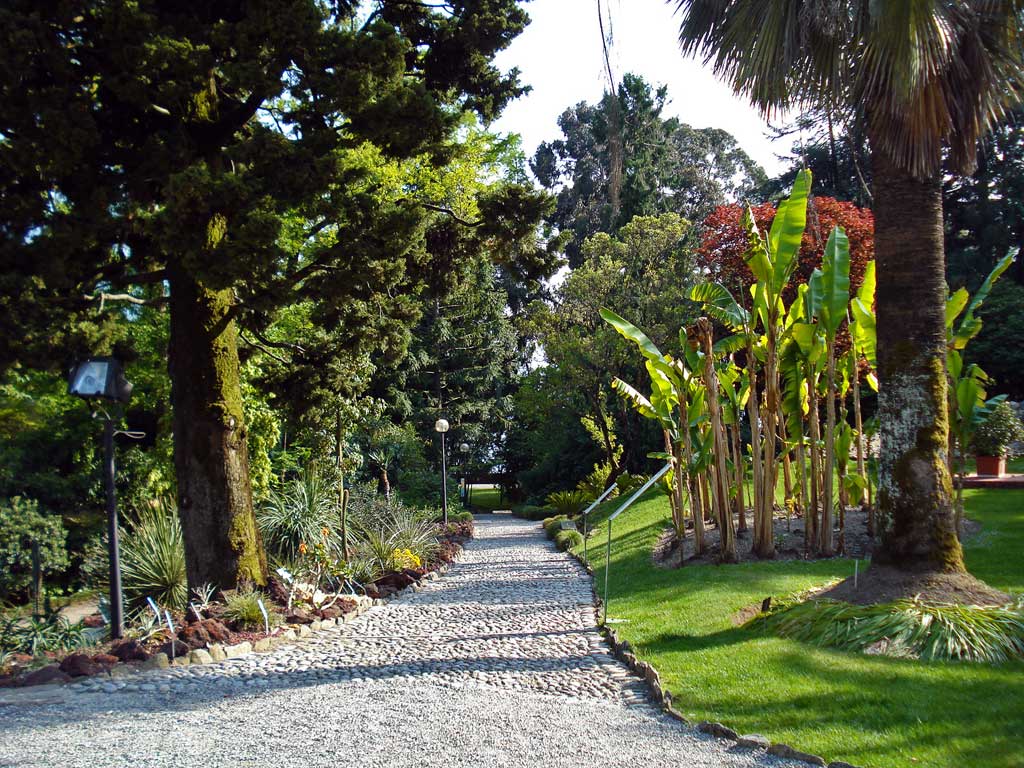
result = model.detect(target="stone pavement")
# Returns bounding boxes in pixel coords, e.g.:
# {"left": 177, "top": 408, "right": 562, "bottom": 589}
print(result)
{"left": 0, "top": 515, "right": 797, "bottom": 768}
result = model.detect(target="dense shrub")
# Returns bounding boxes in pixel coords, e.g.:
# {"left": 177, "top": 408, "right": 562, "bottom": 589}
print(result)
{"left": 448, "top": 510, "right": 474, "bottom": 523}
{"left": 542, "top": 515, "right": 569, "bottom": 539}
{"left": 554, "top": 529, "right": 584, "bottom": 552}
{"left": 119, "top": 499, "right": 187, "bottom": 610}
{"left": 514, "top": 505, "right": 554, "bottom": 521}
{"left": 0, "top": 496, "right": 69, "bottom": 602}
{"left": 974, "top": 401, "right": 1024, "bottom": 458}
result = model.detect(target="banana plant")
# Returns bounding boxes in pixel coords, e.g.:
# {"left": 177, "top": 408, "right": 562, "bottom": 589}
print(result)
{"left": 689, "top": 169, "right": 813, "bottom": 559}
{"left": 804, "top": 225, "right": 850, "bottom": 556}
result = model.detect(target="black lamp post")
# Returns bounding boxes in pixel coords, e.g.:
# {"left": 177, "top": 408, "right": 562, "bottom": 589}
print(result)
{"left": 459, "top": 442, "right": 470, "bottom": 508}
{"left": 434, "top": 418, "right": 450, "bottom": 526}
{"left": 67, "top": 357, "right": 133, "bottom": 640}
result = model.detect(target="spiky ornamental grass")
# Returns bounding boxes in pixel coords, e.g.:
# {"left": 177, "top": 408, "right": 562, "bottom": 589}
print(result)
{"left": 119, "top": 499, "right": 187, "bottom": 610}
{"left": 754, "top": 598, "right": 1024, "bottom": 663}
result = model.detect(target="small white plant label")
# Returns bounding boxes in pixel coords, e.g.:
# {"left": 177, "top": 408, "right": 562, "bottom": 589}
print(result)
{"left": 146, "top": 597, "right": 161, "bottom": 621}
{"left": 276, "top": 567, "right": 293, "bottom": 583}
{"left": 256, "top": 597, "right": 270, "bottom": 635}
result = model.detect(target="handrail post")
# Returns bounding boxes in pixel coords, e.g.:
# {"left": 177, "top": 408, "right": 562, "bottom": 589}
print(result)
{"left": 581, "top": 481, "right": 618, "bottom": 566}
{"left": 600, "top": 463, "right": 671, "bottom": 625}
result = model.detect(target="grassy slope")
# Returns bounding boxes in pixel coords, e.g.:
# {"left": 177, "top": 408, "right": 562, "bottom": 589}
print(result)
{"left": 575, "top": 488, "right": 1024, "bottom": 768}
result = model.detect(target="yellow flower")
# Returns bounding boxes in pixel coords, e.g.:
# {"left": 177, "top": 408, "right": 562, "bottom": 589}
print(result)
{"left": 298, "top": 542, "right": 308, "bottom": 555}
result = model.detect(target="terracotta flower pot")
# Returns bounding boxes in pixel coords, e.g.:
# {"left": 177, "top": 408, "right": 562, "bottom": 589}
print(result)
{"left": 975, "top": 455, "right": 1006, "bottom": 477}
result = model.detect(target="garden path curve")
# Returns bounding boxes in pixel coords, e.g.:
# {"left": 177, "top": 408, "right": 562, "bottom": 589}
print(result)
{"left": 0, "top": 515, "right": 798, "bottom": 768}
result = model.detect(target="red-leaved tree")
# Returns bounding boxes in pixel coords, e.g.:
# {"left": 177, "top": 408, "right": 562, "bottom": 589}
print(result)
{"left": 697, "top": 197, "right": 875, "bottom": 308}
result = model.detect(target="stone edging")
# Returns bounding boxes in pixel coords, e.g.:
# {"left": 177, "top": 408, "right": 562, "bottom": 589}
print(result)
{"left": 563, "top": 539, "right": 860, "bottom": 768}
{"left": 66, "top": 542, "right": 468, "bottom": 691}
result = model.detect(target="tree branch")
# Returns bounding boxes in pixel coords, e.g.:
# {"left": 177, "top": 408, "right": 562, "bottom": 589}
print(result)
{"left": 83, "top": 292, "right": 168, "bottom": 311}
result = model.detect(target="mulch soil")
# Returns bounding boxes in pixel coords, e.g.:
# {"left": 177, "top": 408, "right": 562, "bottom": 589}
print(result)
{"left": 653, "top": 505, "right": 880, "bottom": 567}
{"left": 814, "top": 564, "right": 1012, "bottom": 607}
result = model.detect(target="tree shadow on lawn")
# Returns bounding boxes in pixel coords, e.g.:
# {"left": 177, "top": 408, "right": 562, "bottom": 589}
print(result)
{"left": 645, "top": 637, "right": 1024, "bottom": 768}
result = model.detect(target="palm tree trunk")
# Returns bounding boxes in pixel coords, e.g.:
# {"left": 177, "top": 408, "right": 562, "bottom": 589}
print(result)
{"left": 871, "top": 147, "right": 964, "bottom": 572}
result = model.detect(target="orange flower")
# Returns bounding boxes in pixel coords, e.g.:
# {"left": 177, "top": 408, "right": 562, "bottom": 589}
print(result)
{"left": 298, "top": 542, "right": 308, "bottom": 555}
{"left": 321, "top": 527, "right": 330, "bottom": 539}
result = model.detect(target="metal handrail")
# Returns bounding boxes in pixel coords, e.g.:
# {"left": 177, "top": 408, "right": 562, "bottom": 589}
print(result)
{"left": 602, "top": 462, "right": 672, "bottom": 624}
{"left": 580, "top": 481, "right": 619, "bottom": 565}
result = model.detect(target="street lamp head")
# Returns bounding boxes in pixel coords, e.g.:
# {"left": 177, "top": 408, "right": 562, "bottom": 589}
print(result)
{"left": 434, "top": 418, "right": 450, "bottom": 433}
{"left": 68, "top": 357, "right": 133, "bottom": 404}
{"left": 459, "top": 442, "right": 470, "bottom": 453}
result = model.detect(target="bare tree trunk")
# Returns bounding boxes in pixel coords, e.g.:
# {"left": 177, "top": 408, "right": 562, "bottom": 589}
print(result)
{"left": 169, "top": 263, "right": 267, "bottom": 592}
{"left": 807, "top": 367, "right": 822, "bottom": 555}
{"left": 871, "top": 145, "right": 964, "bottom": 572}
{"left": 778, "top": 403, "right": 794, "bottom": 528}
{"left": 699, "top": 319, "right": 737, "bottom": 563}
{"left": 678, "top": 394, "right": 705, "bottom": 555}
{"left": 820, "top": 345, "right": 837, "bottom": 556}
{"left": 731, "top": 423, "right": 746, "bottom": 532}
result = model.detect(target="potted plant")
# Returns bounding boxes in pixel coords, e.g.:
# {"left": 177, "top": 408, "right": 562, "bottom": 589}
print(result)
{"left": 973, "top": 401, "right": 1024, "bottom": 477}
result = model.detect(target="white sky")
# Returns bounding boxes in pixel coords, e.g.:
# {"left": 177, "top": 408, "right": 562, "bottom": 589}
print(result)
{"left": 491, "top": 0, "right": 798, "bottom": 178}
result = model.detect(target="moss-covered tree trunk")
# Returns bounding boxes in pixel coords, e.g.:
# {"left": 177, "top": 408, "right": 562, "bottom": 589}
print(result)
{"left": 872, "top": 148, "right": 965, "bottom": 572}
{"left": 168, "top": 262, "right": 268, "bottom": 592}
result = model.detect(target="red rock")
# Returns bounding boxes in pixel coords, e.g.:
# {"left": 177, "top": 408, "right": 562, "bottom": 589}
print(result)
{"left": 91, "top": 654, "right": 120, "bottom": 667}
{"left": 267, "top": 577, "right": 290, "bottom": 605}
{"left": 199, "top": 618, "right": 232, "bottom": 643}
{"left": 363, "top": 584, "right": 381, "bottom": 600}
{"left": 178, "top": 624, "right": 211, "bottom": 649}
{"left": 59, "top": 653, "right": 100, "bottom": 677}
{"left": 337, "top": 597, "right": 357, "bottom": 614}
{"left": 82, "top": 614, "right": 105, "bottom": 628}
{"left": 284, "top": 608, "right": 314, "bottom": 625}
{"left": 19, "top": 664, "right": 71, "bottom": 686}
{"left": 111, "top": 639, "right": 150, "bottom": 662}
{"left": 157, "top": 640, "right": 189, "bottom": 659}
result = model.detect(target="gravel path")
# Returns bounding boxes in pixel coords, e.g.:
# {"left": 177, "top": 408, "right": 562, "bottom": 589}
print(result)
{"left": 0, "top": 515, "right": 797, "bottom": 768}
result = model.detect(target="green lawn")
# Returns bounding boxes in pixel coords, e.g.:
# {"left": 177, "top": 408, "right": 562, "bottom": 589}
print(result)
{"left": 467, "top": 484, "right": 504, "bottom": 511}
{"left": 573, "top": 488, "right": 1024, "bottom": 768}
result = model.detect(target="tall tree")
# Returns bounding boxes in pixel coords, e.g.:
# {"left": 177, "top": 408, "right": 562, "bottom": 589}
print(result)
{"left": 674, "top": 0, "right": 1024, "bottom": 572}
{"left": 535, "top": 213, "right": 696, "bottom": 478}
{"left": 531, "top": 73, "right": 764, "bottom": 267}
{"left": 0, "top": 0, "right": 532, "bottom": 590}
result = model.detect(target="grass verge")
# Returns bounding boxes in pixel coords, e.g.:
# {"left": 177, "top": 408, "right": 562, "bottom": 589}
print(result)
{"left": 573, "top": 488, "right": 1024, "bottom": 768}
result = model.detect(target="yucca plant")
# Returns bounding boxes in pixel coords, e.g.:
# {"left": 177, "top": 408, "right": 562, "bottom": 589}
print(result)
{"left": 120, "top": 498, "right": 187, "bottom": 610}
{"left": 258, "top": 469, "right": 339, "bottom": 561}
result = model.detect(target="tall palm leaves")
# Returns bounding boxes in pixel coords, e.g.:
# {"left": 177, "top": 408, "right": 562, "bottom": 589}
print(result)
{"left": 672, "top": 0, "right": 1024, "bottom": 572}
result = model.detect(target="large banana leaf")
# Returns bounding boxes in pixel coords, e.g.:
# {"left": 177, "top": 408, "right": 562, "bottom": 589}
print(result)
{"left": 945, "top": 287, "right": 970, "bottom": 329}
{"left": 743, "top": 204, "right": 772, "bottom": 286}
{"left": 689, "top": 282, "right": 751, "bottom": 332}
{"left": 767, "top": 168, "right": 812, "bottom": 292}
{"left": 850, "top": 297, "right": 876, "bottom": 366}
{"left": 857, "top": 260, "right": 875, "bottom": 306}
{"left": 611, "top": 377, "right": 660, "bottom": 423}
{"left": 949, "top": 249, "right": 1016, "bottom": 349}
{"left": 818, "top": 225, "right": 850, "bottom": 338}
{"left": 601, "top": 307, "right": 680, "bottom": 385}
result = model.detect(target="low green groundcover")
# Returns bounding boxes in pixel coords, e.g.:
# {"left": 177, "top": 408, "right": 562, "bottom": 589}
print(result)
{"left": 753, "top": 598, "right": 1024, "bottom": 663}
